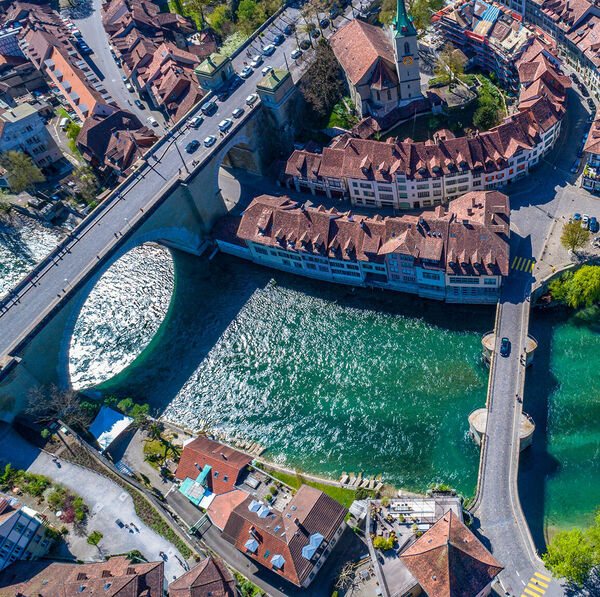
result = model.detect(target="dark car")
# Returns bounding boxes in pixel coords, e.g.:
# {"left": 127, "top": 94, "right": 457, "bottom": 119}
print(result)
{"left": 115, "top": 519, "right": 125, "bottom": 528}
{"left": 299, "top": 39, "right": 311, "bottom": 50}
{"left": 590, "top": 217, "right": 599, "bottom": 233}
{"left": 310, "top": 28, "right": 321, "bottom": 39}
{"left": 185, "top": 139, "right": 200, "bottom": 153}
{"left": 319, "top": 18, "right": 330, "bottom": 28}
{"left": 588, "top": 98, "right": 596, "bottom": 110}
{"left": 217, "top": 89, "right": 229, "bottom": 101}
{"left": 579, "top": 84, "right": 590, "bottom": 97}
{"left": 283, "top": 23, "right": 295, "bottom": 35}
{"left": 500, "top": 337, "right": 510, "bottom": 357}
{"left": 330, "top": 6, "right": 340, "bottom": 17}
{"left": 273, "top": 34, "right": 284, "bottom": 45}
{"left": 228, "top": 76, "right": 243, "bottom": 91}
{"left": 134, "top": 99, "right": 144, "bottom": 109}
{"left": 201, "top": 100, "right": 217, "bottom": 115}
{"left": 578, "top": 144, "right": 585, "bottom": 158}
{"left": 570, "top": 72, "right": 580, "bottom": 84}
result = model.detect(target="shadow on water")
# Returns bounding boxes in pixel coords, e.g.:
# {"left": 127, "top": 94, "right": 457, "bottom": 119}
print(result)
{"left": 94, "top": 251, "right": 495, "bottom": 413}
{"left": 0, "top": 223, "right": 38, "bottom": 264}
{"left": 518, "top": 308, "right": 562, "bottom": 554}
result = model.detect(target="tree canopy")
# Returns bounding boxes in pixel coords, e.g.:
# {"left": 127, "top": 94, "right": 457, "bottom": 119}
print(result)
{"left": 473, "top": 104, "right": 498, "bottom": 130}
{"left": 0, "top": 151, "right": 45, "bottom": 193}
{"left": 543, "top": 510, "right": 600, "bottom": 586}
{"left": 560, "top": 221, "right": 589, "bottom": 253}
{"left": 548, "top": 265, "right": 600, "bottom": 309}
{"left": 236, "top": 0, "right": 266, "bottom": 35}
{"left": 72, "top": 166, "right": 99, "bottom": 205}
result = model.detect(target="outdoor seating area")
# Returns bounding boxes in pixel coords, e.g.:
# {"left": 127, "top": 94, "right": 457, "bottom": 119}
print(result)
{"left": 236, "top": 467, "right": 294, "bottom": 511}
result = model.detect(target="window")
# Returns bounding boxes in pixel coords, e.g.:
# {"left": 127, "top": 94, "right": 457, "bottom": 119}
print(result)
{"left": 379, "top": 193, "right": 394, "bottom": 200}
{"left": 473, "top": 180, "right": 482, "bottom": 187}
{"left": 360, "top": 183, "right": 371, "bottom": 189}
{"left": 264, "top": 550, "right": 270, "bottom": 558}
{"left": 214, "top": 471, "right": 219, "bottom": 478}
{"left": 254, "top": 246, "right": 267, "bottom": 255}
{"left": 387, "top": 89, "right": 391, "bottom": 100}
{"left": 417, "top": 191, "right": 429, "bottom": 198}
{"left": 223, "top": 475, "right": 229, "bottom": 482}
{"left": 404, "top": 42, "right": 410, "bottom": 55}
{"left": 484, "top": 278, "right": 496, "bottom": 285}
{"left": 422, "top": 271, "right": 439, "bottom": 280}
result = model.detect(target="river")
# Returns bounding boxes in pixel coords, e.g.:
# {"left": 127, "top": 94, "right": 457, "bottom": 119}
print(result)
{"left": 1, "top": 225, "right": 598, "bottom": 540}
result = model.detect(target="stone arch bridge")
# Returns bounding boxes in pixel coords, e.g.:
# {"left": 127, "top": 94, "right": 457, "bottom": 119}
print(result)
{"left": 0, "top": 107, "right": 266, "bottom": 422}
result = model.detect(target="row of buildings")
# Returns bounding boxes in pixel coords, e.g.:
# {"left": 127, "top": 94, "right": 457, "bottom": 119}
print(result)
{"left": 0, "top": 1, "right": 161, "bottom": 178}
{"left": 101, "top": 0, "right": 215, "bottom": 122}
{"left": 284, "top": 9, "right": 568, "bottom": 211}
{"left": 215, "top": 191, "right": 510, "bottom": 303}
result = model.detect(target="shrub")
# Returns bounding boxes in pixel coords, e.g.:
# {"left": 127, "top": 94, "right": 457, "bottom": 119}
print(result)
{"left": 373, "top": 536, "right": 395, "bottom": 550}
{"left": 265, "top": 494, "right": 272, "bottom": 501}
{"left": 41, "top": 429, "right": 50, "bottom": 439}
{"left": 87, "top": 530, "right": 103, "bottom": 546}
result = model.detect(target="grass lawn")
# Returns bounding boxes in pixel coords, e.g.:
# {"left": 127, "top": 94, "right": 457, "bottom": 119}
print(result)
{"left": 261, "top": 466, "right": 357, "bottom": 509}
{"left": 56, "top": 107, "right": 71, "bottom": 120}
{"left": 326, "top": 97, "right": 359, "bottom": 130}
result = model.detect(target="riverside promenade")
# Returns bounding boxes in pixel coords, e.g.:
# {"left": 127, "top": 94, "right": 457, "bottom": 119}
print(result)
{"left": 471, "top": 271, "right": 563, "bottom": 597}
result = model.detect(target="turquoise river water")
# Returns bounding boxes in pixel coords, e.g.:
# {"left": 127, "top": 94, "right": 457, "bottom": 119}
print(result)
{"left": 2, "top": 226, "right": 599, "bottom": 543}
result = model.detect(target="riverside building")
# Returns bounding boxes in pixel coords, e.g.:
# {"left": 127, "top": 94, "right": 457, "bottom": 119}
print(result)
{"left": 215, "top": 191, "right": 510, "bottom": 304}
{"left": 284, "top": 33, "right": 568, "bottom": 210}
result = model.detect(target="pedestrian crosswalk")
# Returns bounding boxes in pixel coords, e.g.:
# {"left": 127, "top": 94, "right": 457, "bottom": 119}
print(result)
{"left": 511, "top": 255, "right": 536, "bottom": 274}
{"left": 521, "top": 571, "right": 551, "bottom": 596}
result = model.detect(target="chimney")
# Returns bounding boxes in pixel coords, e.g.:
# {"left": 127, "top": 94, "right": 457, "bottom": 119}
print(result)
{"left": 220, "top": 452, "right": 228, "bottom": 460}
{"left": 0, "top": 498, "right": 9, "bottom": 514}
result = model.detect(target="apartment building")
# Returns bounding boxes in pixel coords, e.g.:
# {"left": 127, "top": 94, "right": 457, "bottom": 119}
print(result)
{"left": 0, "top": 102, "right": 61, "bottom": 168}
{"left": 215, "top": 191, "right": 510, "bottom": 304}
{"left": 0, "top": 494, "right": 52, "bottom": 572}
{"left": 222, "top": 485, "right": 347, "bottom": 588}
{"left": 583, "top": 115, "right": 600, "bottom": 190}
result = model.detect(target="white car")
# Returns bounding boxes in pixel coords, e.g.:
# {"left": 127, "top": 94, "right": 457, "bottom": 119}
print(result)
{"left": 218, "top": 118, "right": 233, "bottom": 132}
{"left": 291, "top": 49, "right": 303, "bottom": 60}
{"left": 250, "top": 54, "right": 263, "bottom": 68}
{"left": 246, "top": 93, "right": 259, "bottom": 106}
{"left": 262, "top": 43, "right": 276, "bottom": 56}
{"left": 125, "top": 82, "right": 134, "bottom": 92}
{"left": 188, "top": 115, "right": 203, "bottom": 129}
{"left": 232, "top": 107, "right": 244, "bottom": 119}
{"left": 261, "top": 65, "right": 273, "bottom": 76}
{"left": 582, "top": 214, "right": 590, "bottom": 228}
{"left": 240, "top": 66, "right": 253, "bottom": 78}
{"left": 146, "top": 116, "right": 158, "bottom": 127}
{"left": 204, "top": 135, "right": 217, "bottom": 147}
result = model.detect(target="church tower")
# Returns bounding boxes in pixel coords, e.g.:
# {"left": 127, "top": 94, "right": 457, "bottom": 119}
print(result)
{"left": 391, "top": 0, "right": 422, "bottom": 102}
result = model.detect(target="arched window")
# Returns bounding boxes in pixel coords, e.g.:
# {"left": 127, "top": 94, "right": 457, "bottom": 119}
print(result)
{"left": 404, "top": 42, "right": 410, "bottom": 55}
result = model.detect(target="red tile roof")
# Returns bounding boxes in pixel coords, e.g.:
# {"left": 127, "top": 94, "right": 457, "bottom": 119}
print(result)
{"left": 0, "top": 556, "right": 164, "bottom": 596}
{"left": 207, "top": 489, "right": 250, "bottom": 530}
{"left": 231, "top": 191, "right": 509, "bottom": 276}
{"left": 401, "top": 510, "right": 503, "bottom": 597}
{"left": 222, "top": 485, "right": 347, "bottom": 587}
{"left": 169, "top": 557, "right": 236, "bottom": 597}
{"left": 175, "top": 436, "right": 252, "bottom": 495}
{"left": 330, "top": 19, "right": 395, "bottom": 86}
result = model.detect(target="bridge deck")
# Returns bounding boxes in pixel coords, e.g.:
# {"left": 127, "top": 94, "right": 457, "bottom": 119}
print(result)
{"left": 472, "top": 273, "right": 563, "bottom": 597}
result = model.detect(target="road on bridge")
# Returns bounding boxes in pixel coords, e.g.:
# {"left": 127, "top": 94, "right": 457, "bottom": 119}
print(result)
{"left": 472, "top": 267, "right": 563, "bottom": 597}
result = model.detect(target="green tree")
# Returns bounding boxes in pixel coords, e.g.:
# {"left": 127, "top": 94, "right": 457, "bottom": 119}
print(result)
{"left": 561, "top": 221, "right": 589, "bottom": 254}
{"left": 208, "top": 4, "right": 231, "bottom": 33}
{"left": 185, "top": 0, "right": 213, "bottom": 27}
{"left": 543, "top": 528, "right": 596, "bottom": 585}
{"left": 117, "top": 397, "right": 134, "bottom": 413}
{"left": 434, "top": 43, "right": 466, "bottom": 88}
{"left": 87, "top": 530, "right": 103, "bottom": 546}
{"left": 564, "top": 266, "right": 600, "bottom": 308}
{"left": 236, "top": 0, "right": 266, "bottom": 35}
{"left": 72, "top": 166, "right": 99, "bottom": 205}
{"left": 473, "top": 104, "right": 498, "bottom": 131}
{"left": 0, "top": 151, "right": 45, "bottom": 193}
{"left": 373, "top": 536, "right": 395, "bottom": 550}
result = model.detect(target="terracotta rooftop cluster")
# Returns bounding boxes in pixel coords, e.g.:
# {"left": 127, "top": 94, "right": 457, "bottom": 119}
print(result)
{"left": 288, "top": 29, "right": 568, "bottom": 183}
{"left": 566, "top": 14, "right": 600, "bottom": 69}
{"left": 102, "top": 0, "right": 214, "bottom": 121}
{"left": 228, "top": 191, "right": 510, "bottom": 276}
{"left": 539, "top": 0, "right": 594, "bottom": 32}
{"left": 222, "top": 485, "right": 347, "bottom": 587}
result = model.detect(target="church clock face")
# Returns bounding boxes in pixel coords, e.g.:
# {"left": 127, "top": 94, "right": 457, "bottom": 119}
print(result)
{"left": 403, "top": 56, "right": 414, "bottom": 66}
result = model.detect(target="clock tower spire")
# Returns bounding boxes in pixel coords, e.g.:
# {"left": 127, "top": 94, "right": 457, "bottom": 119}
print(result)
{"left": 391, "top": 0, "right": 422, "bottom": 102}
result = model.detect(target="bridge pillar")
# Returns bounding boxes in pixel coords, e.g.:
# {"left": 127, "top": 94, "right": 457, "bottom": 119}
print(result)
{"left": 469, "top": 408, "right": 535, "bottom": 451}
{"left": 482, "top": 332, "right": 538, "bottom": 366}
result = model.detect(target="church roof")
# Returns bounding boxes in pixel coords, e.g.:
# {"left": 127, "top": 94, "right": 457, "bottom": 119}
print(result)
{"left": 400, "top": 510, "right": 503, "bottom": 597}
{"left": 330, "top": 19, "right": 395, "bottom": 86}
{"left": 393, "top": 0, "right": 417, "bottom": 37}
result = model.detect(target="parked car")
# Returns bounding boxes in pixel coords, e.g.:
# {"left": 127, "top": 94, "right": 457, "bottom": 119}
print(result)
{"left": 218, "top": 118, "right": 233, "bottom": 132}
{"left": 146, "top": 115, "right": 158, "bottom": 127}
{"left": 311, "top": 28, "right": 321, "bottom": 39}
{"left": 571, "top": 158, "right": 581, "bottom": 173}
{"left": 125, "top": 82, "right": 134, "bottom": 92}
{"left": 500, "top": 337, "right": 510, "bottom": 357}
{"left": 121, "top": 74, "right": 127, "bottom": 81}
{"left": 579, "top": 84, "right": 590, "bottom": 97}
{"left": 250, "top": 54, "right": 263, "bottom": 67}
{"left": 330, "top": 6, "right": 340, "bottom": 17}
{"left": 229, "top": 76, "right": 243, "bottom": 91}
{"left": 261, "top": 65, "right": 273, "bottom": 76}
{"left": 573, "top": 212, "right": 582, "bottom": 221}
{"left": 188, "top": 115, "right": 203, "bottom": 128}
{"left": 240, "top": 66, "right": 253, "bottom": 78}
{"left": 134, "top": 99, "right": 144, "bottom": 109}
{"left": 577, "top": 144, "right": 585, "bottom": 158}
{"left": 273, "top": 34, "right": 284, "bottom": 45}
{"left": 570, "top": 72, "right": 580, "bottom": 84}
{"left": 201, "top": 100, "right": 217, "bottom": 115}
{"left": 588, "top": 98, "right": 596, "bottom": 110}
{"left": 263, "top": 43, "right": 276, "bottom": 56}
{"left": 185, "top": 139, "right": 200, "bottom": 153}
{"left": 319, "top": 18, "right": 330, "bottom": 28}
{"left": 582, "top": 213, "right": 590, "bottom": 228}
{"left": 590, "top": 217, "right": 599, "bottom": 233}
{"left": 299, "top": 39, "right": 311, "bottom": 50}
{"left": 291, "top": 49, "right": 303, "bottom": 60}
{"left": 217, "top": 89, "right": 229, "bottom": 101}
{"left": 246, "top": 93, "right": 258, "bottom": 105}
{"left": 204, "top": 135, "right": 217, "bottom": 147}
{"left": 283, "top": 23, "right": 295, "bottom": 35}
{"left": 232, "top": 107, "right": 244, "bottom": 119}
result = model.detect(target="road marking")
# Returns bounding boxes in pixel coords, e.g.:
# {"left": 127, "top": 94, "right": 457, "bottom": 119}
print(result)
{"left": 514, "top": 256, "right": 523, "bottom": 270}
{"left": 534, "top": 572, "right": 551, "bottom": 581}
{"left": 523, "top": 589, "right": 541, "bottom": 597}
{"left": 511, "top": 255, "right": 519, "bottom": 268}
{"left": 533, "top": 579, "right": 549, "bottom": 588}
{"left": 526, "top": 582, "right": 546, "bottom": 594}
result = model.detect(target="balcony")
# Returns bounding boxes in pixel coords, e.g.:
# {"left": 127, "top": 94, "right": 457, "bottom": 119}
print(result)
{"left": 583, "top": 163, "right": 600, "bottom": 180}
